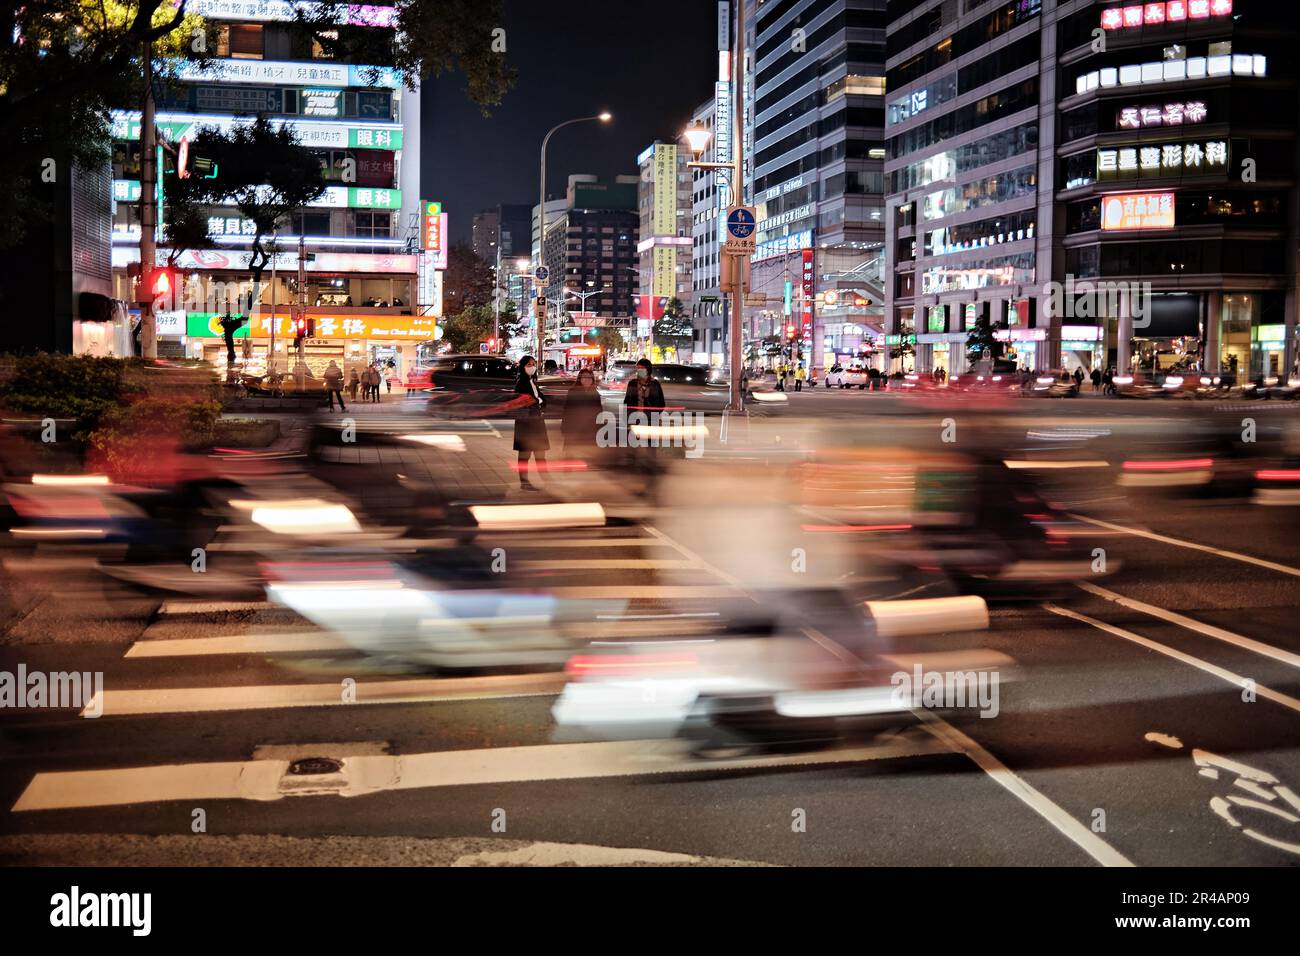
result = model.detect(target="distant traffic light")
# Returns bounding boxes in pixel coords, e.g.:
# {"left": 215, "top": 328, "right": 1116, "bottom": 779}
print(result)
{"left": 785, "top": 324, "right": 796, "bottom": 340}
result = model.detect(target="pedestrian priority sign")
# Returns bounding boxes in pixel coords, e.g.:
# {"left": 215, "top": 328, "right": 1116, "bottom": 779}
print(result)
{"left": 725, "top": 206, "right": 757, "bottom": 254}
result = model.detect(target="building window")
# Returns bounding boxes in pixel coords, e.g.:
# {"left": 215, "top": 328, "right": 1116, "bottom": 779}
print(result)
{"left": 292, "top": 211, "right": 332, "bottom": 236}
{"left": 219, "top": 24, "right": 264, "bottom": 60}
{"left": 354, "top": 211, "right": 392, "bottom": 238}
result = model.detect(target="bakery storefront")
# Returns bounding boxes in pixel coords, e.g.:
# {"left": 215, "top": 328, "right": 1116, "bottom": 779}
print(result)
{"left": 186, "top": 312, "right": 439, "bottom": 382}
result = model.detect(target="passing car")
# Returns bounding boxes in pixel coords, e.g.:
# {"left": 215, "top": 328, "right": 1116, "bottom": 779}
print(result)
{"left": 825, "top": 364, "right": 867, "bottom": 388}
{"left": 1024, "top": 371, "right": 1080, "bottom": 397}
{"left": 425, "top": 354, "right": 518, "bottom": 391}
{"left": 606, "top": 361, "right": 637, "bottom": 386}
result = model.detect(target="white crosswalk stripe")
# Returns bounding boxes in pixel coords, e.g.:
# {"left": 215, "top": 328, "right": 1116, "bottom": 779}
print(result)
{"left": 13, "top": 733, "right": 953, "bottom": 812}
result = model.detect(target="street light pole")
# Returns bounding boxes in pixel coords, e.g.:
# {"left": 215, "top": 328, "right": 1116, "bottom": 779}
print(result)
{"left": 493, "top": 237, "right": 501, "bottom": 353}
{"left": 683, "top": 0, "right": 747, "bottom": 416}
{"left": 727, "top": 0, "right": 746, "bottom": 414}
{"left": 538, "top": 112, "right": 611, "bottom": 361}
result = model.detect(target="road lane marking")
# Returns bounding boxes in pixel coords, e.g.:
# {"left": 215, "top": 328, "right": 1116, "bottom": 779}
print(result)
{"left": 12, "top": 735, "right": 955, "bottom": 812}
{"left": 516, "top": 559, "right": 701, "bottom": 571}
{"left": 543, "top": 585, "right": 740, "bottom": 599}
{"left": 1043, "top": 603, "right": 1300, "bottom": 715}
{"left": 159, "top": 600, "right": 272, "bottom": 615}
{"left": 125, "top": 617, "right": 728, "bottom": 659}
{"left": 80, "top": 672, "right": 568, "bottom": 717}
{"left": 1078, "top": 583, "right": 1300, "bottom": 672}
{"left": 126, "top": 630, "right": 350, "bottom": 658}
{"left": 484, "top": 537, "right": 663, "bottom": 548}
{"left": 643, "top": 524, "right": 749, "bottom": 590}
{"left": 1068, "top": 513, "right": 1300, "bottom": 578}
{"left": 916, "top": 713, "right": 1134, "bottom": 867}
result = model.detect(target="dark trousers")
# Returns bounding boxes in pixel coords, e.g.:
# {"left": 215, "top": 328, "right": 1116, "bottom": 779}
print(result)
{"left": 327, "top": 388, "right": 346, "bottom": 410}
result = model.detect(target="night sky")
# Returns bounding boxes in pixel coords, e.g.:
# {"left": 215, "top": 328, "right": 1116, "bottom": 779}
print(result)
{"left": 421, "top": 0, "right": 718, "bottom": 244}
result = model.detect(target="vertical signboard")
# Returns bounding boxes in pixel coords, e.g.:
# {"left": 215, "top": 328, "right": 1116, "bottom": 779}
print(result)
{"left": 653, "top": 144, "right": 677, "bottom": 236}
{"left": 421, "top": 200, "right": 442, "bottom": 252}
{"left": 800, "top": 249, "right": 815, "bottom": 339}
{"left": 653, "top": 246, "right": 676, "bottom": 298}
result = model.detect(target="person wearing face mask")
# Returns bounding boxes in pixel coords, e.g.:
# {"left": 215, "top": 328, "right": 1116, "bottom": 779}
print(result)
{"left": 623, "top": 357, "right": 666, "bottom": 414}
{"left": 562, "top": 367, "right": 605, "bottom": 465}
{"left": 623, "top": 358, "right": 667, "bottom": 487}
{"left": 513, "top": 355, "right": 549, "bottom": 490}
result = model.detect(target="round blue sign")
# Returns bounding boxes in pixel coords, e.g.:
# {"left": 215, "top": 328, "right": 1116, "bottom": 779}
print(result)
{"left": 534, "top": 266, "right": 550, "bottom": 281}
{"left": 727, "top": 208, "right": 756, "bottom": 239}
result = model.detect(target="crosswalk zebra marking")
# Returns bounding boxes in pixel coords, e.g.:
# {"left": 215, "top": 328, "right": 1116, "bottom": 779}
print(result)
{"left": 12, "top": 733, "right": 952, "bottom": 812}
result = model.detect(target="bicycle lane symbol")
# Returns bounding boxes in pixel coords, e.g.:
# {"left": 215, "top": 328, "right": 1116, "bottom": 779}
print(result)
{"left": 1146, "top": 731, "right": 1300, "bottom": 856}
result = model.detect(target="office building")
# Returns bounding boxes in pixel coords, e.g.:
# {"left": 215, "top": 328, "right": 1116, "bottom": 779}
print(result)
{"left": 885, "top": 0, "right": 1296, "bottom": 380}
{"left": 636, "top": 141, "right": 694, "bottom": 343}
{"left": 537, "top": 175, "right": 640, "bottom": 341}
{"left": 108, "top": 1, "right": 436, "bottom": 379}
{"left": 750, "top": 0, "right": 889, "bottom": 371}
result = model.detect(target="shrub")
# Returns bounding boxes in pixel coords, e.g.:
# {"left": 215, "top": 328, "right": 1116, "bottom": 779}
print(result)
{"left": 0, "top": 354, "right": 132, "bottom": 441}
{"left": 86, "top": 398, "right": 223, "bottom": 482}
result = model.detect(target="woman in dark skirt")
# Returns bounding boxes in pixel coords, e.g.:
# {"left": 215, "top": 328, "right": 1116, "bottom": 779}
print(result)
{"left": 513, "top": 355, "right": 549, "bottom": 490}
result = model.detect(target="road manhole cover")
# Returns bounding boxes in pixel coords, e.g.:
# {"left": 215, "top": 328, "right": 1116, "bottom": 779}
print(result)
{"left": 288, "top": 757, "right": 343, "bottom": 776}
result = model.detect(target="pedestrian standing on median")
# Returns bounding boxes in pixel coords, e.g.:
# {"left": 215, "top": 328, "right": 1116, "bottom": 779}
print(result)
{"left": 323, "top": 359, "right": 346, "bottom": 412}
{"left": 794, "top": 364, "right": 806, "bottom": 391}
{"left": 368, "top": 364, "right": 382, "bottom": 403}
{"left": 1090, "top": 366, "right": 1101, "bottom": 392}
{"left": 348, "top": 366, "right": 360, "bottom": 401}
{"left": 562, "top": 367, "right": 604, "bottom": 465}
{"left": 623, "top": 358, "right": 668, "bottom": 489}
{"left": 513, "top": 355, "right": 549, "bottom": 491}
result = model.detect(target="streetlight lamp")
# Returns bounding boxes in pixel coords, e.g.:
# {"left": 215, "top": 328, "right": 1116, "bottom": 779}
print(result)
{"left": 538, "top": 111, "right": 613, "bottom": 360}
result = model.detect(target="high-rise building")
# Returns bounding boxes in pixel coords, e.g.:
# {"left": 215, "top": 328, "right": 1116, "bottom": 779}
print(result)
{"left": 476, "top": 203, "right": 534, "bottom": 322}
{"left": 471, "top": 209, "right": 500, "bottom": 263}
{"left": 537, "top": 176, "right": 640, "bottom": 346}
{"left": 690, "top": 92, "right": 728, "bottom": 360}
{"left": 1057, "top": 0, "right": 1295, "bottom": 380}
{"left": 108, "top": 2, "right": 434, "bottom": 379}
{"left": 886, "top": 0, "right": 1296, "bottom": 380}
{"left": 636, "top": 141, "right": 694, "bottom": 340}
{"left": 749, "top": 0, "right": 888, "bottom": 371}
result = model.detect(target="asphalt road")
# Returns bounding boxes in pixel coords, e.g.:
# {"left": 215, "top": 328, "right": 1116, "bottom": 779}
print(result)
{"left": 2, "top": 395, "right": 1299, "bottom": 867}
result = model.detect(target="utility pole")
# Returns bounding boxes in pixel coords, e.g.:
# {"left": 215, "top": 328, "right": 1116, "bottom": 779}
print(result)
{"left": 726, "top": 0, "right": 746, "bottom": 414}
{"left": 139, "top": 41, "right": 158, "bottom": 359}
{"left": 268, "top": 230, "right": 278, "bottom": 373}
{"left": 493, "top": 237, "right": 502, "bottom": 353}
{"left": 295, "top": 236, "right": 307, "bottom": 383}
